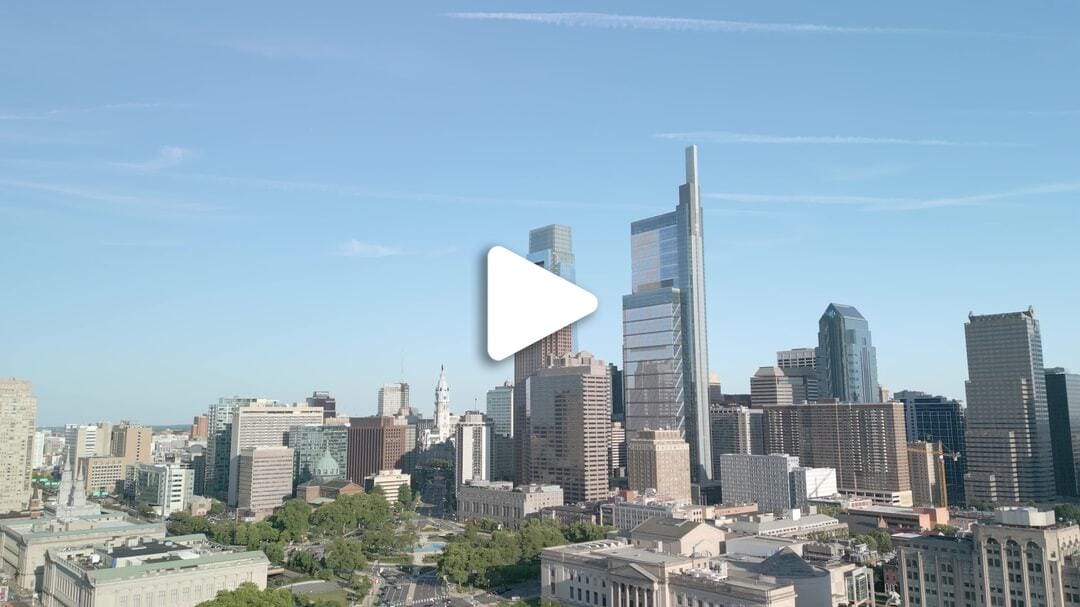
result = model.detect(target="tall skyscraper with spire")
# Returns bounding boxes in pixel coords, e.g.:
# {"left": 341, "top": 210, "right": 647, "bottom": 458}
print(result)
{"left": 622, "top": 146, "right": 713, "bottom": 482}
{"left": 817, "top": 303, "right": 880, "bottom": 403}
{"left": 514, "top": 224, "right": 576, "bottom": 484}
{"left": 432, "top": 365, "right": 453, "bottom": 442}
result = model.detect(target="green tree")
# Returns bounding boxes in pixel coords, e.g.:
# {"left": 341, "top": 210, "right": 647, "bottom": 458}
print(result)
{"left": 290, "top": 549, "right": 322, "bottom": 575}
{"left": 350, "top": 573, "right": 373, "bottom": 596}
{"left": 563, "top": 521, "right": 613, "bottom": 543}
{"left": 209, "top": 499, "right": 226, "bottom": 515}
{"left": 325, "top": 538, "right": 367, "bottom": 573}
{"left": 198, "top": 582, "right": 293, "bottom": 607}
{"left": 262, "top": 540, "right": 286, "bottom": 565}
{"left": 935, "top": 524, "right": 959, "bottom": 537}
{"left": 272, "top": 499, "right": 312, "bottom": 540}
{"left": 210, "top": 520, "right": 237, "bottom": 545}
{"left": 1055, "top": 504, "right": 1080, "bottom": 523}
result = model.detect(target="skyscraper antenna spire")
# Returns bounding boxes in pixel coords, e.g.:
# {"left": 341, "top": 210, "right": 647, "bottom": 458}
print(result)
{"left": 685, "top": 145, "right": 698, "bottom": 184}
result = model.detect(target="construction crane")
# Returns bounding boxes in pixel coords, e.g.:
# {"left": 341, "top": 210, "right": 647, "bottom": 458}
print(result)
{"left": 906, "top": 441, "right": 961, "bottom": 509}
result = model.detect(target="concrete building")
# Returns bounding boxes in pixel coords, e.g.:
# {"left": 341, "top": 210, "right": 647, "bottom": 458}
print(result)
{"left": 226, "top": 402, "right": 323, "bottom": 505}
{"left": 817, "top": 303, "right": 880, "bottom": 403}
{"left": 527, "top": 352, "right": 611, "bottom": 504}
{"left": 204, "top": 397, "right": 270, "bottom": 498}
{"left": 456, "top": 481, "right": 564, "bottom": 528}
{"left": 894, "top": 390, "right": 967, "bottom": 507}
{"left": 109, "top": 422, "right": 153, "bottom": 466}
{"left": 133, "top": 463, "right": 192, "bottom": 518}
{"left": 80, "top": 457, "right": 126, "bottom": 496}
{"left": 777, "top": 348, "right": 819, "bottom": 403}
{"left": 623, "top": 148, "right": 713, "bottom": 483}
{"left": 628, "top": 429, "right": 692, "bottom": 504}
{"left": 455, "top": 412, "right": 491, "bottom": 491}
{"left": 189, "top": 415, "right": 209, "bottom": 440}
{"left": 603, "top": 498, "right": 709, "bottom": 532}
{"left": 840, "top": 504, "right": 949, "bottom": 534}
{"left": 1047, "top": 367, "right": 1080, "bottom": 498}
{"left": 485, "top": 381, "right": 514, "bottom": 437}
{"left": 347, "top": 416, "right": 408, "bottom": 483}
{"left": 610, "top": 420, "right": 627, "bottom": 477}
{"left": 709, "top": 404, "right": 765, "bottom": 474}
{"left": 378, "top": 382, "right": 411, "bottom": 417}
{"left": 0, "top": 378, "right": 37, "bottom": 514}
{"left": 719, "top": 549, "right": 872, "bottom": 607}
{"left": 64, "top": 424, "right": 110, "bottom": 464}
{"left": 751, "top": 367, "right": 795, "bottom": 408}
{"left": 764, "top": 401, "right": 912, "bottom": 506}
{"left": 286, "top": 423, "right": 347, "bottom": 485}
{"left": 718, "top": 454, "right": 837, "bottom": 514}
{"left": 895, "top": 508, "right": 1080, "bottom": 607}
{"left": 306, "top": 390, "right": 338, "bottom": 420}
{"left": 363, "top": 469, "right": 411, "bottom": 503}
{"left": 235, "top": 446, "right": 293, "bottom": 519}
{"left": 907, "top": 441, "right": 943, "bottom": 507}
{"left": 964, "top": 308, "right": 1054, "bottom": 505}
{"left": 722, "top": 512, "right": 846, "bottom": 539}
{"left": 41, "top": 534, "right": 269, "bottom": 607}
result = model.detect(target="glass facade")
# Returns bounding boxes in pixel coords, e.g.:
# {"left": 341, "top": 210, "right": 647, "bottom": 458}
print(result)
{"left": 1046, "top": 368, "right": 1080, "bottom": 497}
{"left": 622, "top": 290, "right": 685, "bottom": 437}
{"left": 895, "top": 389, "right": 968, "bottom": 506}
{"left": 817, "top": 303, "right": 880, "bottom": 403}
{"left": 286, "top": 424, "right": 348, "bottom": 485}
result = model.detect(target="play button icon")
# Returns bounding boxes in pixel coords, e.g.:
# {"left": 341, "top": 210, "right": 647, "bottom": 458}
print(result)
{"left": 486, "top": 246, "right": 598, "bottom": 361}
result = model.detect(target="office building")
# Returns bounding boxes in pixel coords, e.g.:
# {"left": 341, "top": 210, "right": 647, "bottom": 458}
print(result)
{"left": 777, "top": 347, "right": 819, "bottom": 404}
{"left": 0, "top": 378, "right": 37, "bottom": 514}
{"left": 894, "top": 389, "right": 967, "bottom": 507}
{"left": 609, "top": 363, "right": 624, "bottom": 420}
{"left": 41, "top": 534, "right": 269, "bottom": 607}
{"left": 347, "top": 416, "right": 408, "bottom": 483}
{"left": 306, "top": 390, "right": 338, "bottom": 420}
{"left": 602, "top": 497, "right": 711, "bottom": 532}
{"left": 610, "top": 420, "right": 627, "bottom": 477}
{"left": 528, "top": 352, "right": 611, "bottom": 504}
{"left": 764, "top": 401, "right": 912, "bottom": 506}
{"left": 109, "top": 422, "right": 153, "bottom": 466}
{"left": 203, "top": 397, "right": 274, "bottom": 497}
{"left": 363, "top": 469, "right": 411, "bottom": 503}
{"left": 490, "top": 433, "right": 517, "bottom": 482}
{"left": 906, "top": 441, "right": 942, "bottom": 507}
{"left": 286, "top": 424, "right": 347, "bottom": 485}
{"left": 896, "top": 508, "right": 1080, "bottom": 607}
{"left": 817, "top": 304, "right": 880, "bottom": 403}
{"left": 485, "top": 381, "right": 514, "bottom": 436}
{"left": 709, "top": 405, "right": 765, "bottom": 470}
{"left": 32, "top": 431, "right": 45, "bottom": 470}
{"left": 80, "top": 457, "right": 126, "bottom": 496}
{"left": 514, "top": 224, "right": 576, "bottom": 485}
{"left": 455, "top": 412, "right": 491, "bottom": 490}
{"left": 64, "top": 424, "right": 111, "bottom": 464}
{"left": 456, "top": 481, "right": 564, "bottom": 528}
{"left": 189, "top": 415, "right": 208, "bottom": 440}
{"left": 751, "top": 367, "right": 795, "bottom": 407}
{"left": 235, "top": 446, "right": 293, "bottom": 519}
{"left": 226, "top": 402, "right": 323, "bottom": 505}
{"left": 1047, "top": 367, "right": 1080, "bottom": 498}
{"left": 622, "top": 146, "right": 713, "bottom": 482}
{"left": 133, "top": 463, "right": 192, "bottom": 518}
{"left": 718, "top": 453, "right": 837, "bottom": 514}
{"left": 628, "top": 429, "right": 692, "bottom": 504}
{"left": 964, "top": 308, "right": 1054, "bottom": 505}
{"left": 378, "top": 382, "right": 411, "bottom": 417}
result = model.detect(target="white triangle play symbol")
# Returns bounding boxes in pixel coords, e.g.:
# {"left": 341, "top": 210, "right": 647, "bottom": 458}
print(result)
{"left": 486, "top": 246, "right": 598, "bottom": 361}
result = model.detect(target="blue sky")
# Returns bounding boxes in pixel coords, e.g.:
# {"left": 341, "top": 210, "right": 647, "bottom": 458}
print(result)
{"left": 2, "top": 2, "right": 1078, "bottom": 426}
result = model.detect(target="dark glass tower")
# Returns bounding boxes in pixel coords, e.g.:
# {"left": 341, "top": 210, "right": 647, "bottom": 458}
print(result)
{"left": 817, "top": 303, "right": 880, "bottom": 403}
{"left": 1046, "top": 367, "right": 1080, "bottom": 498}
{"left": 894, "top": 389, "right": 968, "bottom": 507}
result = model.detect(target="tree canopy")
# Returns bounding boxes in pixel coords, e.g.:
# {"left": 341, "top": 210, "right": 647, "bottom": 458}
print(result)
{"left": 198, "top": 582, "right": 294, "bottom": 607}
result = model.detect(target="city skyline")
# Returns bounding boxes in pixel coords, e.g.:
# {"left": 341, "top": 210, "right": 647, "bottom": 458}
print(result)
{"left": 3, "top": 3, "right": 1080, "bottom": 425}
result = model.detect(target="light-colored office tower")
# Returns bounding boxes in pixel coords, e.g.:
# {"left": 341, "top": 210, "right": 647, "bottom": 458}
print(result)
{"left": 610, "top": 420, "right": 627, "bottom": 477}
{"left": 41, "top": 535, "right": 269, "bottom": 607}
{"left": 628, "top": 428, "right": 692, "bottom": 504}
{"left": 456, "top": 481, "right": 564, "bottom": 528}
{"left": 0, "top": 379, "right": 37, "bottom": 514}
{"left": 764, "top": 401, "right": 912, "bottom": 506}
{"left": 32, "top": 430, "right": 45, "bottom": 469}
{"left": 817, "top": 303, "right": 880, "bottom": 403}
{"left": 133, "top": 462, "right": 192, "bottom": 517}
{"left": 378, "top": 382, "right": 411, "bottom": 417}
{"left": 907, "top": 441, "right": 942, "bottom": 507}
{"left": 363, "top": 469, "right": 411, "bottom": 503}
{"left": 226, "top": 402, "right": 323, "bottom": 506}
{"left": 347, "top": 416, "right": 408, "bottom": 483}
{"left": 1047, "top": 367, "right": 1080, "bottom": 497}
{"left": 514, "top": 224, "right": 576, "bottom": 485}
{"left": 64, "top": 424, "right": 108, "bottom": 463}
{"left": 286, "top": 424, "right": 348, "bottom": 485}
{"left": 964, "top": 308, "right": 1054, "bottom": 505}
{"left": 189, "top": 415, "right": 208, "bottom": 440}
{"left": 777, "top": 347, "right": 816, "bottom": 370}
{"left": 81, "top": 456, "right": 126, "bottom": 496}
{"left": 236, "top": 446, "right": 294, "bottom": 518}
{"left": 455, "top": 412, "right": 491, "bottom": 491}
{"left": 895, "top": 508, "right": 1080, "bottom": 607}
{"left": 109, "top": 422, "right": 153, "bottom": 466}
{"left": 527, "top": 352, "right": 612, "bottom": 504}
{"left": 750, "top": 367, "right": 795, "bottom": 408}
{"left": 718, "top": 453, "right": 838, "bottom": 514}
{"left": 485, "top": 380, "right": 514, "bottom": 437}
{"left": 204, "top": 397, "right": 275, "bottom": 498}
{"left": 776, "top": 350, "right": 819, "bottom": 403}
{"left": 623, "top": 146, "right": 713, "bottom": 482}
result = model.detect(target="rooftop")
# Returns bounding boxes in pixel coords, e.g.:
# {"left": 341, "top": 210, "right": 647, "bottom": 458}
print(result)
{"left": 632, "top": 516, "right": 703, "bottom": 539}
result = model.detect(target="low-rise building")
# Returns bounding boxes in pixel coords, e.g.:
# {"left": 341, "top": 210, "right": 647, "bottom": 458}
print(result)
{"left": 722, "top": 511, "right": 847, "bottom": 539}
{"left": 363, "top": 469, "right": 411, "bottom": 503}
{"left": 629, "top": 517, "right": 725, "bottom": 557}
{"left": 41, "top": 534, "right": 268, "bottom": 607}
{"left": 718, "top": 454, "right": 836, "bottom": 514}
{"left": 602, "top": 497, "right": 708, "bottom": 532}
{"left": 719, "top": 548, "right": 872, "bottom": 607}
{"left": 840, "top": 505, "right": 949, "bottom": 534}
{"left": 456, "top": 481, "right": 564, "bottom": 527}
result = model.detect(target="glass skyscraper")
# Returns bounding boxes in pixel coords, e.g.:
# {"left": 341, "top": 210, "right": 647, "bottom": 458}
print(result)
{"left": 894, "top": 389, "right": 967, "bottom": 507}
{"left": 1046, "top": 367, "right": 1080, "bottom": 497}
{"left": 622, "top": 146, "right": 713, "bottom": 482}
{"left": 817, "top": 303, "right": 880, "bottom": 403}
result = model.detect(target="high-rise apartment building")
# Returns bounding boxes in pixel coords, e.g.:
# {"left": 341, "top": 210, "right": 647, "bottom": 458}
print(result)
{"left": 964, "top": 308, "right": 1054, "bottom": 505}
{"left": 708, "top": 405, "right": 765, "bottom": 476}
{"left": 907, "top": 440, "right": 943, "bottom": 507}
{"left": 306, "top": 390, "right": 338, "bottom": 420}
{"left": 514, "top": 224, "right": 576, "bottom": 485}
{"left": 1047, "top": 367, "right": 1080, "bottom": 498}
{"left": 485, "top": 381, "right": 514, "bottom": 437}
{"left": 750, "top": 367, "right": 794, "bottom": 407}
{"left": 226, "top": 402, "right": 324, "bottom": 505}
{"left": 628, "top": 428, "right": 692, "bottom": 504}
{"left": 347, "top": 416, "right": 408, "bottom": 483}
{"left": 894, "top": 389, "right": 967, "bottom": 507}
{"left": 817, "top": 304, "right": 880, "bottom": 403}
{"left": 718, "top": 453, "right": 837, "bottom": 513}
{"left": 527, "top": 352, "right": 611, "bottom": 504}
{"left": 378, "top": 382, "right": 411, "bottom": 417}
{"left": 0, "top": 378, "right": 37, "bottom": 514}
{"left": 110, "top": 422, "right": 153, "bottom": 466}
{"left": 455, "top": 412, "right": 491, "bottom": 491}
{"left": 236, "top": 446, "right": 294, "bottom": 519}
{"left": 286, "top": 424, "right": 348, "bottom": 485}
{"left": 204, "top": 397, "right": 273, "bottom": 497}
{"left": 189, "top": 415, "right": 209, "bottom": 440}
{"left": 764, "top": 401, "right": 911, "bottom": 505}
{"left": 622, "top": 146, "right": 713, "bottom": 482}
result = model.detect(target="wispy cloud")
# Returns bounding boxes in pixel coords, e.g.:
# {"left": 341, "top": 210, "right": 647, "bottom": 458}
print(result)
{"left": 656, "top": 131, "right": 1020, "bottom": 147}
{"left": 0, "top": 102, "right": 181, "bottom": 121}
{"left": 447, "top": 12, "right": 974, "bottom": 36}
{"left": 707, "top": 181, "right": 1080, "bottom": 211}
{"left": 336, "top": 240, "right": 404, "bottom": 258}
{"left": 0, "top": 178, "right": 214, "bottom": 216}
{"left": 110, "top": 146, "right": 191, "bottom": 171}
